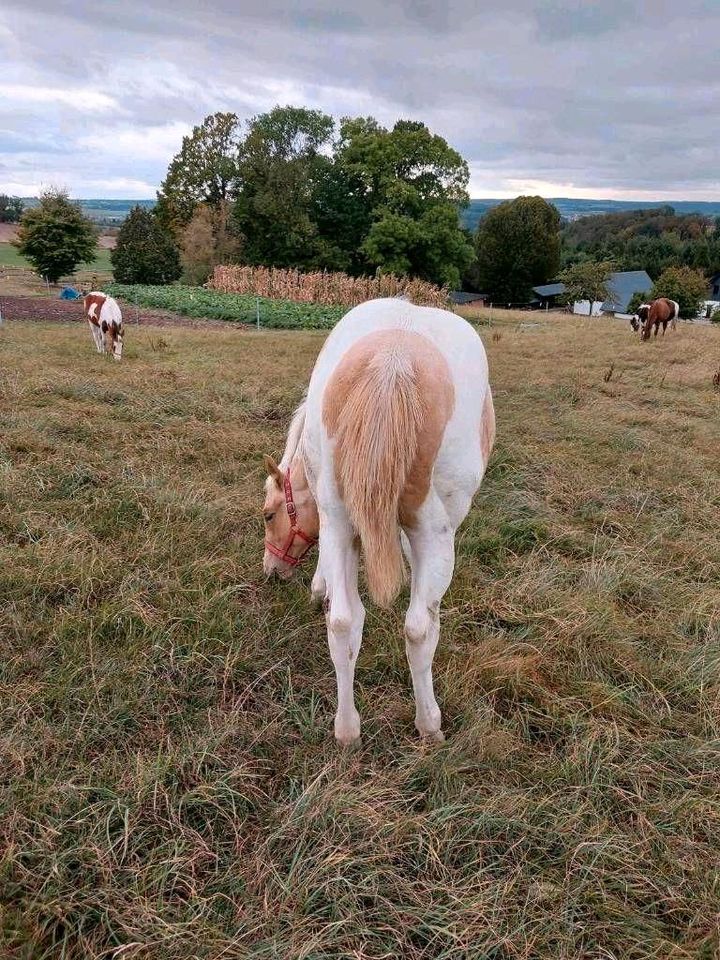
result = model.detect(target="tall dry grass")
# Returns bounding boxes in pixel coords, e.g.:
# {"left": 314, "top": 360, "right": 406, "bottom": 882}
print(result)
{"left": 209, "top": 264, "right": 450, "bottom": 308}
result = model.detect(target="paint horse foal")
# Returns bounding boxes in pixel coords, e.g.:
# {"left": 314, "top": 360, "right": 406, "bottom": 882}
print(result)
{"left": 84, "top": 291, "right": 124, "bottom": 360}
{"left": 263, "top": 298, "right": 495, "bottom": 745}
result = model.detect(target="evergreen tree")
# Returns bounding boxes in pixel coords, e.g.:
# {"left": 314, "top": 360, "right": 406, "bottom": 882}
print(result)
{"left": 112, "top": 206, "right": 181, "bottom": 284}
{"left": 14, "top": 189, "right": 97, "bottom": 283}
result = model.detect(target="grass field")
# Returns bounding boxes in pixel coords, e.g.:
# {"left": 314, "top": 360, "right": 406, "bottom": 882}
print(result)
{"left": 1, "top": 313, "right": 719, "bottom": 958}
{"left": 0, "top": 242, "right": 113, "bottom": 273}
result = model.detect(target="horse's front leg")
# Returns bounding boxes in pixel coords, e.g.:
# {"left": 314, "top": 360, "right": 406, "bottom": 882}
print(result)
{"left": 321, "top": 517, "right": 364, "bottom": 746}
{"left": 310, "top": 557, "right": 326, "bottom": 606}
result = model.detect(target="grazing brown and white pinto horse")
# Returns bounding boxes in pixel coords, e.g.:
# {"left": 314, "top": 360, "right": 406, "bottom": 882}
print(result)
{"left": 83, "top": 291, "right": 124, "bottom": 360}
{"left": 632, "top": 298, "right": 679, "bottom": 340}
{"left": 262, "top": 297, "right": 495, "bottom": 745}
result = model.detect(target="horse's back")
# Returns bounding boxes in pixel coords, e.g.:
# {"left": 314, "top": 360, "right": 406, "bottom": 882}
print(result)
{"left": 309, "top": 298, "right": 488, "bottom": 403}
{"left": 305, "top": 298, "right": 491, "bottom": 494}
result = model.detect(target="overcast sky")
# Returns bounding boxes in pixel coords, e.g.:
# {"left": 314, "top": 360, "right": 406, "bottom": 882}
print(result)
{"left": 1, "top": 0, "right": 718, "bottom": 201}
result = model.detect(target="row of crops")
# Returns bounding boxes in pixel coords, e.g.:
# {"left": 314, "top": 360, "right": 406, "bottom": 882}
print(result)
{"left": 106, "top": 284, "right": 345, "bottom": 330}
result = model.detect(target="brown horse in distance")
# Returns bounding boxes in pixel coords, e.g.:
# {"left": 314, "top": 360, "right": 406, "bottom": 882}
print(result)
{"left": 633, "top": 298, "right": 679, "bottom": 340}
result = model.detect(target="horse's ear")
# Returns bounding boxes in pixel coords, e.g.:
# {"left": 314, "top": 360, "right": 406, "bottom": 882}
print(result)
{"left": 263, "top": 455, "right": 283, "bottom": 489}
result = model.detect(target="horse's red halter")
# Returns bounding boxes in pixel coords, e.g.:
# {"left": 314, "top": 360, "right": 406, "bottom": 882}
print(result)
{"left": 265, "top": 473, "right": 318, "bottom": 567}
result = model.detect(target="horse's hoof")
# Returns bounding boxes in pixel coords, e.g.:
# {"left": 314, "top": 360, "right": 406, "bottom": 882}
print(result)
{"left": 336, "top": 734, "right": 361, "bottom": 750}
{"left": 420, "top": 729, "right": 445, "bottom": 743}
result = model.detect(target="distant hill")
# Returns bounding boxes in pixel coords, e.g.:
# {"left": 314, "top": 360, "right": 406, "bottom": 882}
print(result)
{"left": 20, "top": 198, "right": 156, "bottom": 226}
{"left": 461, "top": 198, "right": 720, "bottom": 232}
{"left": 16, "top": 195, "right": 720, "bottom": 231}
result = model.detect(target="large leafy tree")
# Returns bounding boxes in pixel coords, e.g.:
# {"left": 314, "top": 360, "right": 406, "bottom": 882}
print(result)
{"left": 233, "top": 106, "right": 340, "bottom": 269}
{"left": 474, "top": 196, "right": 561, "bottom": 303}
{"left": 0, "top": 194, "right": 23, "bottom": 223}
{"left": 111, "top": 205, "right": 181, "bottom": 284}
{"left": 651, "top": 265, "right": 708, "bottom": 319}
{"left": 156, "top": 112, "right": 241, "bottom": 233}
{"left": 14, "top": 189, "right": 97, "bottom": 283}
{"left": 337, "top": 118, "right": 472, "bottom": 285}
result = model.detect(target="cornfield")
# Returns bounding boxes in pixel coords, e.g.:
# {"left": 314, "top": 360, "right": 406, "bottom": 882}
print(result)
{"left": 209, "top": 265, "right": 450, "bottom": 309}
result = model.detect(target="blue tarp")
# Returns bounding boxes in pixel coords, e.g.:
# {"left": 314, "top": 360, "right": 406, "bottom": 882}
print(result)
{"left": 60, "top": 286, "right": 81, "bottom": 300}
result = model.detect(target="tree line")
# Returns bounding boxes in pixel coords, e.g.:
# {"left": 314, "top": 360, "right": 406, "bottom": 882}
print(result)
{"left": 153, "top": 107, "right": 474, "bottom": 290}
{"left": 7, "top": 105, "right": 719, "bottom": 318}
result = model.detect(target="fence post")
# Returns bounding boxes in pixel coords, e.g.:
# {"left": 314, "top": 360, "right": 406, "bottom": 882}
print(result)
{"left": 256, "top": 296, "right": 260, "bottom": 330}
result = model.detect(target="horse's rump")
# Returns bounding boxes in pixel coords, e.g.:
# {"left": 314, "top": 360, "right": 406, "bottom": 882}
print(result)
{"left": 322, "top": 330, "right": 455, "bottom": 607}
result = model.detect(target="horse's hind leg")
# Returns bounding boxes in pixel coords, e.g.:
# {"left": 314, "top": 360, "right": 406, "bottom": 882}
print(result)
{"left": 403, "top": 494, "right": 466, "bottom": 740}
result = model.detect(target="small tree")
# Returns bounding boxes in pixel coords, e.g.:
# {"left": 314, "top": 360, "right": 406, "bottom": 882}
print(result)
{"left": 112, "top": 206, "right": 181, "bottom": 284}
{"left": 180, "top": 201, "right": 240, "bottom": 285}
{"left": 0, "top": 194, "right": 23, "bottom": 223}
{"left": 558, "top": 260, "right": 614, "bottom": 310}
{"left": 14, "top": 189, "right": 97, "bottom": 282}
{"left": 651, "top": 266, "right": 708, "bottom": 319}
{"left": 180, "top": 205, "right": 215, "bottom": 284}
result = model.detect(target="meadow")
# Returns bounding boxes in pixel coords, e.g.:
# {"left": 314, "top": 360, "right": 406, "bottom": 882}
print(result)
{"left": 1, "top": 312, "right": 719, "bottom": 959}
{"left": 0, "top": 242, "right": 113, "bottom": 273}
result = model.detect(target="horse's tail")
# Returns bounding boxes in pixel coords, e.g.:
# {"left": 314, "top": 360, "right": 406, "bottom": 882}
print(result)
{"left": 331, "top": 347, "right": 423, "bottom": 607}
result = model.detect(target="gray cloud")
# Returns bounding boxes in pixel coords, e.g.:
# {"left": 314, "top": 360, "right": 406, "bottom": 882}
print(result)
{"left": 1, "top": 0, "right": 718, "bottom": 199}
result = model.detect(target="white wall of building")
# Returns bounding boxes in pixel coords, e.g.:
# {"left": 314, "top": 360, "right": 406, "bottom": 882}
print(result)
{"left": 573, "top": 299, "right": 603, "bottom": 316}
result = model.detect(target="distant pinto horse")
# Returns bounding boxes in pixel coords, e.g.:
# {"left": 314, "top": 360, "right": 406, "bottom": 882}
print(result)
{"left": 262, "top": 297, "right": 495, "bottom": 745}
{"left": 83, "top": 291, "right": 124, "bottom": 360}
{"left": 632, "top": 298, "right": 679, "bottom": 340}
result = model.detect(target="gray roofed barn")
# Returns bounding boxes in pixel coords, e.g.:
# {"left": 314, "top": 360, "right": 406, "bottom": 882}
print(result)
{"left": 531, "top": 270, "right": 652, "bottom": 315}
{"left": 601, "top": 270, "right": 652, "bottom": 313}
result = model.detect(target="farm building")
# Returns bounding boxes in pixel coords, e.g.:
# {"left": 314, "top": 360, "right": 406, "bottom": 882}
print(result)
{"left": 531, "top": 270, "right": 652, "bottom": 317}
{"left": 450, "top": 291, "right": 488, "bottom": 307}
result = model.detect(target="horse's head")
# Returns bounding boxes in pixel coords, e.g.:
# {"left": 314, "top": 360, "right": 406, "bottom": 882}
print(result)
{"left": 102, "top": 322, "right": 124, "bottom": 360}
{"left": 262, "top": 455, "right": 319, "bottom": 579}
{"left": 633, "top": 304, "right": 650, "bottom": 337}
{"left": 110, "top": 322, "right": 124, "bottom": 361}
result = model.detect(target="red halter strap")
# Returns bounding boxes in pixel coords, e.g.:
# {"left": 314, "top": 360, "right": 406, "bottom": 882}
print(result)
{"left": 265, "top": 472, "right": 318, "bottom": 567}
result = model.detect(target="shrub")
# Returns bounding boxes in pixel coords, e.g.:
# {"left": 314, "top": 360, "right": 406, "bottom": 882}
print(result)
{"left": 651, "top": 266, "right": 708, "bottom": 319}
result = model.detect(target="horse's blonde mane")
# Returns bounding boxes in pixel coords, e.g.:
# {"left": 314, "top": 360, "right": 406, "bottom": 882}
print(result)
{"left": 280, "top": 401, "right": 306, "bottom": 471}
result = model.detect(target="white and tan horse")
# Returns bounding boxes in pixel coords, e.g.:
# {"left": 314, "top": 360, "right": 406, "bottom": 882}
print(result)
{"left": 83, "top": 291, "right": 124, "bottom": 360}
{"left": 262, "top": 297, "right": 495, "bottom": 745}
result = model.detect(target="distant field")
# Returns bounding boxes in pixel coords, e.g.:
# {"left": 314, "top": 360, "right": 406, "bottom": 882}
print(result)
{"left": 0, "top": 242, "right": 112, "bottom": 273}
{"left": 2, "top": 313, "right": 719, "bottom": 958}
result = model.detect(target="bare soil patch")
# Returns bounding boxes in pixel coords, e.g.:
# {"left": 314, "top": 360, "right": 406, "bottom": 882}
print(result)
{"left": 0, "top": 294, "right": 249, "bottom": 329}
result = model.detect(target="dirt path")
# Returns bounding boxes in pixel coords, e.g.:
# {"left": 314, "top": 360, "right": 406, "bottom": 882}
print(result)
{"left": 0, "top": 294, "right": 248, "bottom": 330}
